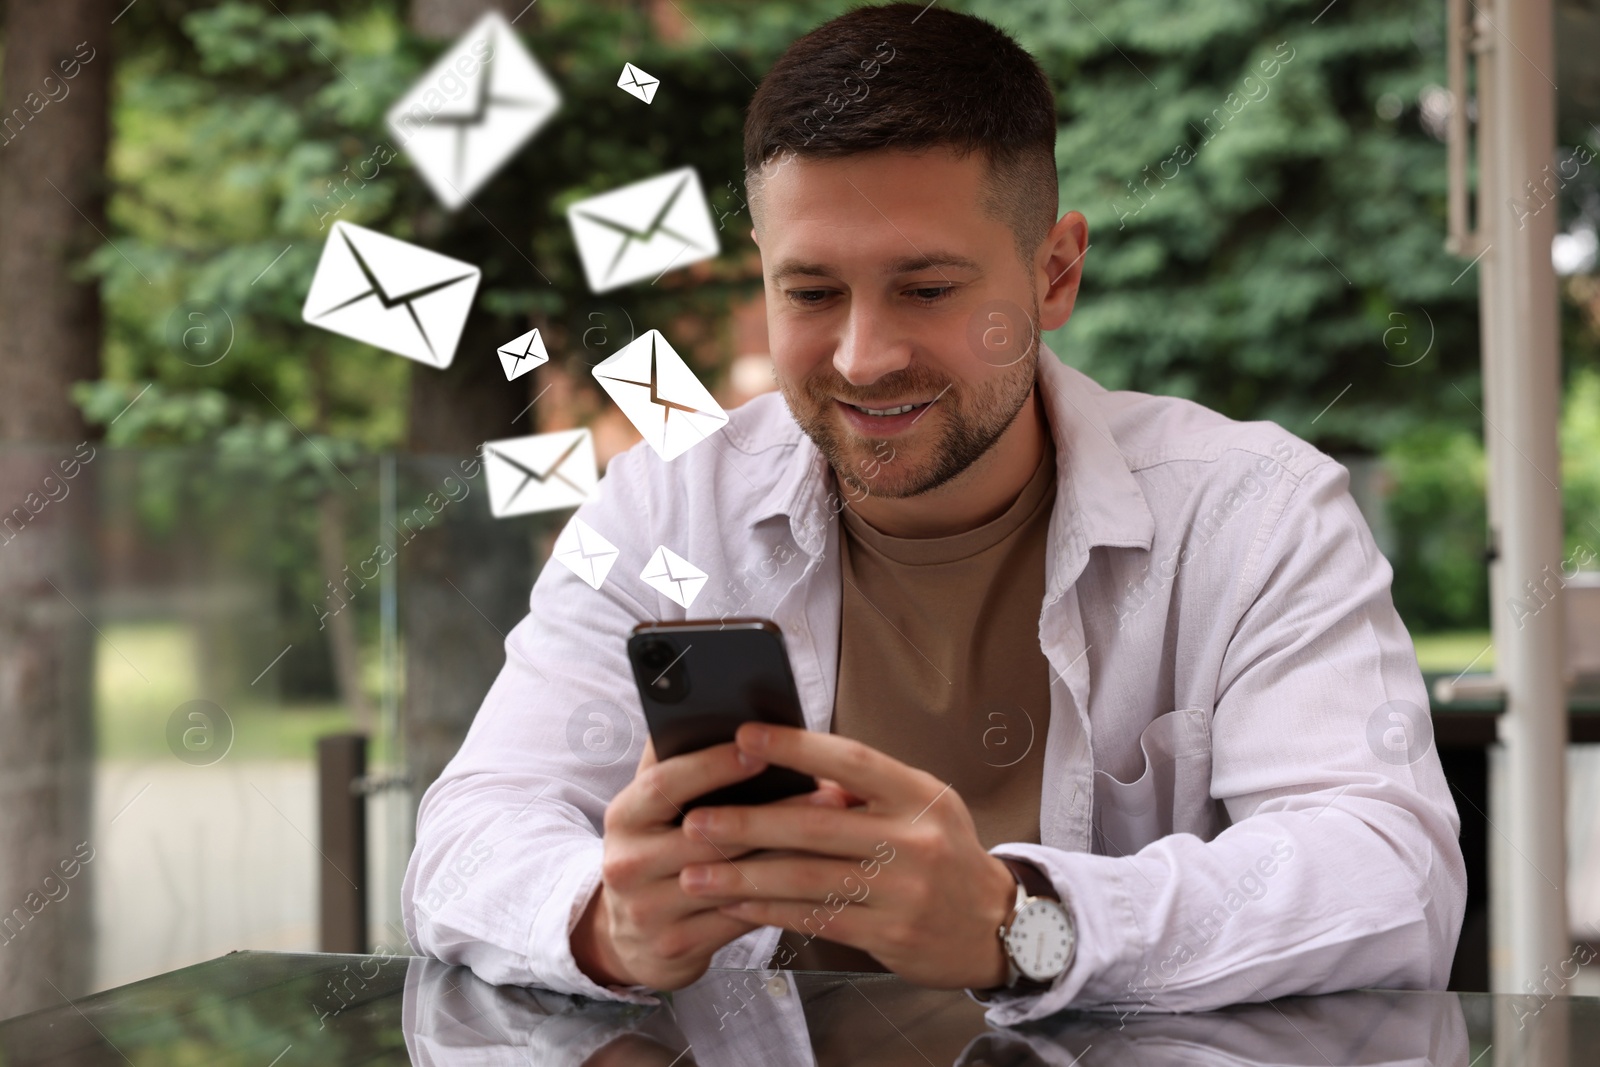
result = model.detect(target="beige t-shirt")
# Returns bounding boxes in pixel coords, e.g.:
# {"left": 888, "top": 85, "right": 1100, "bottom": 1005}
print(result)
{"left": 773, "top": 445, "right": 1057, "bottom": 972}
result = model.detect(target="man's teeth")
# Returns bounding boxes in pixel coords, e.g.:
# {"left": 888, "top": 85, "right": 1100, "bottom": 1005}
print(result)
{"left": 851, "top": 402, "right": 927, "bottom": 416}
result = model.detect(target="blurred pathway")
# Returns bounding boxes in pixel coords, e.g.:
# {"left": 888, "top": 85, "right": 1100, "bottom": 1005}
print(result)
{"left": 91, "top": 760, "right": 407, "bottom": 993}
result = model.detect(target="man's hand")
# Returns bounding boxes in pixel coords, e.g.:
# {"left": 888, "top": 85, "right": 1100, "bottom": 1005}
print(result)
{"left": 678, "top": 723, "right": 1018, "bottom": 990}
{"left": 571, "top": 737, "right": 850, "bottom": 991}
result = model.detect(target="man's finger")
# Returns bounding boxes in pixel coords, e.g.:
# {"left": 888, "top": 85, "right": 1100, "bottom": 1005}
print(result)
{"left": 733, "top": 724, "right": 931, "bottom": 809}
{"left": 681, "top": 801, "right": 898, "bottom": 860}
{"left": 608, "top": 888, "right": 761, "bottom": 970}
{"left": 771, "top": 779, "right": 852, "bottom": 809}
{"left": 608, "top": 741, "right": 768, "bottom": 830}
{"left": 609, "top": 824, "right": 766, "bottom": 887}
{"left": 616, "top": 874, "right": 760, "bottom": 928}
{"left": 681, "top": 855, "right": 882, "bottom": 904}
{"left": 816, "top": 777, "right": 868, "bottom": 807}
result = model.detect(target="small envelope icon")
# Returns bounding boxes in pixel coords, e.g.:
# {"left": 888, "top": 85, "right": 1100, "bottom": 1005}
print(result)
{"left": 640, "top": 545, "right": 707, "bottom": 609}
{"left": 385, "top": 11, "right": 561, "bottom": 210}
{"left": 593, "top": 330, "right": 728, "bottom": 461}
{"left": 552, "top": 517, "right": 619, "bottom": 590}
{"left": 617, "top": 63, "right": 659, "bottom": 104}
{"left": 481, "top": 428, "right": 598, "bottom": 518}
{"left": 302, "top": 221, "right": 480, "bottom": 368}
{"left": 498, "top": 327, "right": 549, "bottom": 381}
{"left": 567, "top": 167, "right": 719, "bottom": 292}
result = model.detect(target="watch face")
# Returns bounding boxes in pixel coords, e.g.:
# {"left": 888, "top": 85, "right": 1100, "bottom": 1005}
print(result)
{"left": 1005, "top": 899, "right": 1073, "bottom": 982}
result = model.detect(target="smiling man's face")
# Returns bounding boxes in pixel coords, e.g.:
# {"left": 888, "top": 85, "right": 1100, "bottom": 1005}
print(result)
{"left": 751, "top": 146, "right": 1060, "bottom": 500}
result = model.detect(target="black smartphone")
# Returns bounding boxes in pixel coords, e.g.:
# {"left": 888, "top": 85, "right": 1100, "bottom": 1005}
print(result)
{"left": 626, "top": 618, "right": 818, "bottom": 816}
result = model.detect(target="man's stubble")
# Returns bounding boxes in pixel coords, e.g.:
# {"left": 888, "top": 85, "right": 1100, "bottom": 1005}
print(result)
{"left": 777, "top": 294, "right": 1042, "bottom": 501}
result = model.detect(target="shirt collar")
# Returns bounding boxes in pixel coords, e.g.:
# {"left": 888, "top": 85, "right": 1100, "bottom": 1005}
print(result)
{"left": 745, "top": 341, "right": 1156, "bottom": 570}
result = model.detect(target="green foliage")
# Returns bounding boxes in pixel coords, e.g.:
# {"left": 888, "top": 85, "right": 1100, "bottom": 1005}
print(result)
{"left": 66, "top": 0, "right": 1600, "bottom": 643}
{"left": 1012, "top": 0, "right": 1481, "bottom": 451}
{"left": 1382, "top": 423, "right": 1487, "bottom": 630}
{"left": 1562, "top": 367, "right": 1600, "bottom": 554}
{"left": 1380, "top": 365, "right": 1600, "bottom": 630}
{"left": 82, "top": 0, "right": 1487, "bottom": 455}
{"left": 74, "top": 380, "right": 231, "bottom": 446}
{"left": 81, "top": 0, "right": 865, "bottom": 453}
{"left": 91, "top": 1, "right": 414, "bottom": 454}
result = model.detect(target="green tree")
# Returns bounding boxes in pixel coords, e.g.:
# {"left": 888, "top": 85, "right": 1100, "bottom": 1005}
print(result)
{"left": 80, "top": 0, "right": 1563, "bottom": 649}
{"left": 1017, "top": 0, "right": 1481, "bottom": 452}
{"left": 73, "top": 0, "right": 848, "bottom": 795}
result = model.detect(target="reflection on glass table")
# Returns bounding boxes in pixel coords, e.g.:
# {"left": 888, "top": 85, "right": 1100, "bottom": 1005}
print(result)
{"left": 0, "top": 950, "right": 1594, "bottom": 1065}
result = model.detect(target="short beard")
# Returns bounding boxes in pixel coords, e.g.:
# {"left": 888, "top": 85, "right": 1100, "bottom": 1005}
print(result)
{"left": 777, "top": 297, "right": 1041, "bottom": 501}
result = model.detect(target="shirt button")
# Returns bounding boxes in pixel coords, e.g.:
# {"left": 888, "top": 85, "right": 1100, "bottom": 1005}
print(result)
{"left": 767, "top": 975, "right": 789, "bottom": 997}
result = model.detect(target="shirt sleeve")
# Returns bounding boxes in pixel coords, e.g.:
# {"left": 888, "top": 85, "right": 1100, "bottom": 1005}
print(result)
{"left": 401, "top": 443, "right": 665, "bottom": 1003}
{"left": 981, "top": 457, "right": 1468, "bottom": 1026}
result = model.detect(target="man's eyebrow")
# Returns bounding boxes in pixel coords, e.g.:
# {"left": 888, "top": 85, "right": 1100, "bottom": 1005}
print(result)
{"left": 769, "top": 252, "right": 985, "bottom": 284}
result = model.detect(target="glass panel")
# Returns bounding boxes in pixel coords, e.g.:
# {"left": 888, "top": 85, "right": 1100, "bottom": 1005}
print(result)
{"left": 0, "top": 444, "right": 570, "bottom": 1010}
{"left": 5, "top": 953, "right": 1597, "bottom": 1065}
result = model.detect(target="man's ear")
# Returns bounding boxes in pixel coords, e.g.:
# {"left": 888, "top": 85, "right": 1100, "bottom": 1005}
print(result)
{"left": 1038, "top": 211, "right": 1089, "bottom": 331}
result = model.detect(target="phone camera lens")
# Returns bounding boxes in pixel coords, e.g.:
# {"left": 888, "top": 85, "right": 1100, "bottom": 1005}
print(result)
{"left": 636, "top": 638, "right": 689, "bottom": 704}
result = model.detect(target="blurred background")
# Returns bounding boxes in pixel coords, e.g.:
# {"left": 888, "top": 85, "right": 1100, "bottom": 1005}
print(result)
{"left": 2, "top": 0, "right": 1599, "bottom": 1022}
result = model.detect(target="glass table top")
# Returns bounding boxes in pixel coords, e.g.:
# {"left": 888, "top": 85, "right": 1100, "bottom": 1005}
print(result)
{"left": 0, "top": 951, "right": 1595, "bottom": 1065}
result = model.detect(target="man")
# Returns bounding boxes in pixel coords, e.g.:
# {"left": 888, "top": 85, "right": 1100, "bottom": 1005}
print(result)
{"left": 403, "top": 3, "right": 1465, "bottom": 1025}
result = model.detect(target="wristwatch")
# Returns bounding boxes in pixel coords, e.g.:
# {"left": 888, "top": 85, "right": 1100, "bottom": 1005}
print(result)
{"left": 976, "top": 857, "right": 1076, "bottom": 997}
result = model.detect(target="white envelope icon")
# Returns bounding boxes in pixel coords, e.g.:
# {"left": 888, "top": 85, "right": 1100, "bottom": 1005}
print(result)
{"left": 481, "top": 428, "right": 598, "bottom": 517}
{"left": 567, "top": 167, "right": 719, "bottom": 292}
{"left": 617, "top": 63, "right": 659, "bottom": 104}
{"left": 302, "top": 221, "right": 480, "bottom": 368}
{"left": 498, "top": 327, "right": 548, "bottom": 380}
{"left": 640, "top": 545, "right": 707, "bottom": 609}
{"left": 593, "top": 330, "right": 728, "bottom": 461}
{"left": 552, "top": 517, "right": 619, "bottom": 590}
{"left": 385, "top": 11, "right": 561, "bottom": 210}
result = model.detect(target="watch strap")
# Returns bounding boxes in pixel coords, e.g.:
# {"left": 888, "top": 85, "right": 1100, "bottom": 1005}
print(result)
{"left": 1000, "top": 856, "right": 1058, "bottom": 903}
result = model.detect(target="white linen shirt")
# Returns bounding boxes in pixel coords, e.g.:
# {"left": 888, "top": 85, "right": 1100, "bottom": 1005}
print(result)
{"left": 402, "top": 343, "right": 1467, "bottom": 1027}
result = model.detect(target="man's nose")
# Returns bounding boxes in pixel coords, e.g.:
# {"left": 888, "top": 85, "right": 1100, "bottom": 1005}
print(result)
{"left": 833, "top": 305, "right": 912, "bottom": 388}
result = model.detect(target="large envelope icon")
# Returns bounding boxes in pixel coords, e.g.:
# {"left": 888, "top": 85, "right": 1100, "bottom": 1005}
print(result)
{"left": 592, "top": 330, "right": 728, "bottom": 461}
{"left": 640, "top": 545, "right": 707, "bottom": 609}
{"left": 566, "top": 167, "right": 719, "bottom": 292}
{"left": 302, "top": 221, "right": 480, "bottom": 368}
{"left": 551, "top": 517, "right": 619, "bottom": 590}
{"left": 385, "top": 11, "right": 561, "bottom": 210}
{"left": 481, "top": 428, "right": 598, "bottom": 517}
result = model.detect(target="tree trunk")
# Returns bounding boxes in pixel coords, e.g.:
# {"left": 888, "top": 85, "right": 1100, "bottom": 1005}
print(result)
{"left": 401, "top": 0, "right": 538, "bottom": 803}
{"left": 317, "top": 490, "right": 374, "bottom": 731}
{"left": 0, "top": 0, "right": 111, "bottom": 1015}
{"left": 308, "top": 344, "right": 373, "bottom": 730}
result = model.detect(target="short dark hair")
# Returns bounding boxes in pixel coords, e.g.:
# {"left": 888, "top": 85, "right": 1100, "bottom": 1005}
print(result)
{"left": 743, "top": 3, "right": 1059, "bottom": 267}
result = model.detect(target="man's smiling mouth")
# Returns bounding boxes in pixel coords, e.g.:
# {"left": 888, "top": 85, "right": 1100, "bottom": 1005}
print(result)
{"left": 845, "top": 400, "right": 932, "bottom": 417}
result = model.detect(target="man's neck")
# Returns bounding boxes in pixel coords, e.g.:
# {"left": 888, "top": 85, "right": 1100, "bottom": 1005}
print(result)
{"left": 843, "top": 387, "right": 1050, "bottom": 539}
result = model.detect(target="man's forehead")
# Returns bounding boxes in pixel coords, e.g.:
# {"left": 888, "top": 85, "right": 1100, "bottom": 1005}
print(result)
{"left": 751, "top": 149, "right": 1002, "bottom": 274}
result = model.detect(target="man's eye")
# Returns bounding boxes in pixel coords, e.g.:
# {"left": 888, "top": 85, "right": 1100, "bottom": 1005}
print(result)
{"left": 787, "top": 289, "right": 834, "bottom": 306}
{"left": 906, "top": 287, "right": 953, "bottom": 304}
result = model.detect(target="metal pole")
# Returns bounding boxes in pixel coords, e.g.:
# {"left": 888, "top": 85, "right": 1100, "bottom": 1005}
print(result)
{"left": 318, "top": 732, "right": 368, "bottom": 953}
{"left": 1482, "top": 0, "right": 1568, "bottom": 994}
{"left": 380, "top": 451, "right": 406, "bottom": 947}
